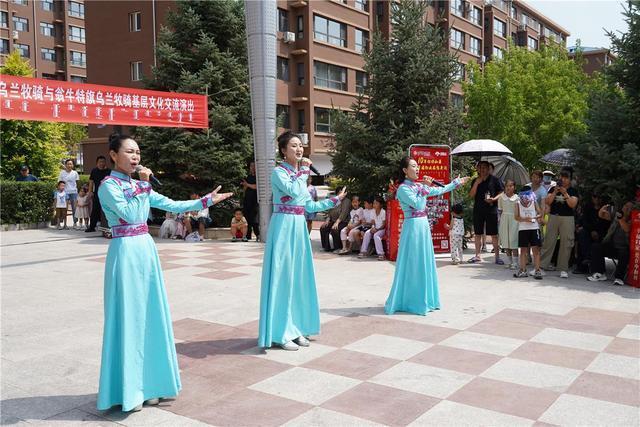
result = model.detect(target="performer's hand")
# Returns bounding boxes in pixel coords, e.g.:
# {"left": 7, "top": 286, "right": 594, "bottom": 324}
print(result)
{"left": 137, "top": 167, "right": 153, "bottom": 182}
{"left": 300, "top": 157, "right": 312, "bottom": 168}
{"left": 422, "top": 176, "right": 434, "bottom": 185}
{"left": 457, "top": 175, "right": 470, "bottom": 185}
{"left": 337, "top": 186, "right": 347, "bottom": 201}
{"left": 209, "top": 185, "right": 233, "bottom": 205}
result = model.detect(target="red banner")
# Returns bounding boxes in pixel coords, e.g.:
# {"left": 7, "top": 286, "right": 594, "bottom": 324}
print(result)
{"left": 386, "top": 199, "right": 404, "bottom": 261}
{"left": 627, "top": 210, "right": 640, "bottom": 288}
{"left": 0, "top": 74, "right": 208, "bottom": 128}
{"left": 410, "top": 145, "right": 452, "bottom": 253}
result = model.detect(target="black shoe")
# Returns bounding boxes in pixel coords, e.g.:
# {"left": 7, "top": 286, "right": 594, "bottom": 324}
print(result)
{"left": 85, "top": 228, "right": 96, "bottom": 232}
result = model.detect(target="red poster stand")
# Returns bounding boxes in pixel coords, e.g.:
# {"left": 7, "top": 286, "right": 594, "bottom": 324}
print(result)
{"left": 627, "top": 210, "right": 640, "bottom": 287}
{"left": 386, "top": 199, "right": 404, "bottom": 261}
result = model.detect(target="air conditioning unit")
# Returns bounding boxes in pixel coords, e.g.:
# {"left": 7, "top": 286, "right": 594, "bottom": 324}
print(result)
{"left": 518, "top": 24, "right": 526, "bottom": 31}
{"left": 480, "top": 55, "right": 486, "bottom": 63}
{"left": 12, "top": 30, "right": 19, "bottom": 40}
{"left": 298, "top": 132, "right": 309, "bottom": 146}
{"left": 283, "top": 32, "right": 296, "bottom": 44}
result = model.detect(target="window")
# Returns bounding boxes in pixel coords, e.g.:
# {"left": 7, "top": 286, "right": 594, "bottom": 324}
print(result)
{"left": 454, "top": 63, "right": 465, "bottom": 81}
{"left": 451, "top": 94, "right": 464, "bottom": 109}
{"left": 470, "top": 7, "right": 481, "bottom": 25}
{"left": 277, "top": 8, "right": 289, "bottom": 32}
{"left": 493, "top": 18, "right": 506, "bottom": 37}
{"left": 469, "top": 36, "right": 481, "bottom": 56}
{"left": 13, "top": 0, "right": 27, "bottom": 5}
{"left": 493, "top": 46, "right": 504, "bottom": 59}
{"left": 450, "top": 0, "right": 463, "bottom": 17}
{"left": 16, "top": 43, "right": 29, "bottom": 58}
{"left": 356, "top": 71, "right": 368, "bottom": 94}
{"left": 70, "top": 50, "right": 86, "bottom": 67}
{"left": 296, "top": 62, "right": 305, "bottom": 85}
{"left": 13, "top": 17, "right": 28, "bottom": 32}
{"left": 355, "top": 0, "right": 368, "bottom": 11}
{"left": 131, "top": 61, "right": 143, "bottom": 81}
{"left": 314, "top": 61, "right": 347, "bottom": 91}
{"left": 40, "top": 22, "right": 55, "bottom": 37}
{"left": 297, "top": 109, "right": 305, "bottom": 132}
{"left": 313, "top": 15, "right": 346, "bottom": 48}
{"left": 0, "top": 12, "right": 8, "bottom": 28}
{"left": 129, "top": 12, "right": 141, "bottom": 32}
{"left": 42, "top": 0, "right": 54, "bottom": 11}
{"left": 297, "top": 15, "right": 304, "bottom": 39}
{"left": 277, "top": 56, "right": 290, "bottom": 81}
{"left": 68, "top": 1, "right": 84, "bottom": 18}
{"left": 41, "top": 48, "right": 56, "bottom": 61}
{"left": 42, "top": 73, "right": 57, "bottom": 80}
{"left": 0, "top": 39, "right": 9, "bottom": 55}
{"left": 314, "top": 107, "right": 332, "bottom": 133}
{"left": 450, "top": 29, "right": 465, "bottom": 50}
{"left": 70, "top": 75, "right": 86, "bottom": 83}
{"left": 510, "top": 5, "right": 517, "bottom": 19}
{"left": 355, "top": 29, "right": 369, "bottom": 53}
{"left": 69, "top": 26, "right": 85, "bottom": 43}
{"left": 528, "top": 36, "right": 538, "bottom": 51}
{"left": 276, "top": 104, "right": 290, "bottom": 129}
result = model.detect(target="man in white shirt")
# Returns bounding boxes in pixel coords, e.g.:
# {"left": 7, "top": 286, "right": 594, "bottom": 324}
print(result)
{"left": 58, "top": 159, "right": 80, "bottom": 229}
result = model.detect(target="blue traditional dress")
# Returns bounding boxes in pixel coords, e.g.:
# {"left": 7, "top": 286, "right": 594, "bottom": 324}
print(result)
{"left": 384, "top": 178, "right": 463, "bottom": 316}
{"left": 258, "top": 162, "right": 339, "bottom": 348}
{"left": 97, "top": 170, "right": 215, "bottom": 411}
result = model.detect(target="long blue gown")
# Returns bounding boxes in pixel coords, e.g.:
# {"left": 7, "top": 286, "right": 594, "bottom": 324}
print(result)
{"left": 258, "top": 162, "right": 339, "bottom": 348}
{"left": 97, "top": 170, "right": 215, "bottom": 411}
{"left": 384, "top": 178, "right": 462, "bottom": 316}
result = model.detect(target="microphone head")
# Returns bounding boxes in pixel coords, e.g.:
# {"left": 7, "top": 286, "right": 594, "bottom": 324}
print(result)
{"left": 134, "top": 165, "right": 143, "bottom": 172}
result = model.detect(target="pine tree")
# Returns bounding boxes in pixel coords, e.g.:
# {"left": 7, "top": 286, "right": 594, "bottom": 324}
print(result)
{"left": 332, "top": 0, "right": 465, "bottom": 198}
{"left": 135, "top": 0, "right": 252, "bottom": 203}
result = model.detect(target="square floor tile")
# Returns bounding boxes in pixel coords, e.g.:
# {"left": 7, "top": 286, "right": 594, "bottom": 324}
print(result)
{"left": 344, "top": 334, "right": 433, "bottom": 360}
{"left": 302, "top": 349, "right": 399, "bottom": 381}
{"left": 172, "top": 318, "right": 236, "bottom": 342}
{"left": 531, "top": 328, "right": 613, "bottom": 352}
{"left": 410, "top": 400, "right": 534, "bottom": 427}
{"left": 184, "top": 353, "right": 290, "bottom": 387}
{"left": 468, "top": 318, "right": 543, "bottom": 340}
{"left": 197, "top": 261, "right": 245, "bottom": 270}
{"left": 189, "top": 389, "right": 312, "bottom": 427}
{"left": 409, "top": 345, "right": 501, "bottom": 375}
{"left": 163, "top": 371, "right": 245, "bottom": 415}
{"left": 586, "top": 352, "right": 640, "bottom": 380}
{"left": 322, "top": 382, "right": 439, "bottom": 426}
{"left": 617, "top": 324, "right": 640, "bottom": 340}
{"left": 169, "top": 257, "right": 211, "bottom": 266}
{"left": 539, "top": 394, "right": 639, "bottom": 427}
{"left": 604, "top": 337, "right": 640, "bottom": 358}
{"left": 440, "top": 331, "right": 525, "bottom": 356}
{"left": 567, "top": 371, "right": 640, "bottom": 407}
{"left": 283, "top": 407, "right": 384, "bottom": 427}
{"left": 481, "top": 358, "right": 582, "bottom": 392}
{"left": 509, "top": 341, "right": 598, "bottom": 370}
{"left": 366, "top": 317, "right": 459, "bottom": 343}
{"left": 242, "top": 343, "right": 337, "bottom": 367}
{"left": 370, "top": 361, "right": 474, "bottom": 399}
{"left": 448, "top": 377, "right": 559, "bottom": 420}
{"left": 194, "top": 270, "right": 248, "bottom": 280}
{"left": 161, "top": 262, "right": 188, "bottom": 271}
{"left": 314, "top": 316, "right": 377, "bottom": 348}
{"left": 248, "top": 367, "right": 360, "bottom": 405}
{"left": 564, "top": 307, "right": 636, "bottom": 336}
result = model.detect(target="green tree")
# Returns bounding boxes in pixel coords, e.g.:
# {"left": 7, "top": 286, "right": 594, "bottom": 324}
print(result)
{"left": 0, "top": 52, "right": 68, "bottom": 180}
{"left": 332, "top": 0, "right": 465, "bottom": 198}
{"left": 135, "top": 0, "right": 252, "bottom": 201}
{"left": 463, "top": 43, "right": 589, "bottom": 169}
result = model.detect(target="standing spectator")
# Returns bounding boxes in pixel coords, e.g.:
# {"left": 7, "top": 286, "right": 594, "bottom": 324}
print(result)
{"left": 540, "top": 170, "right": 579, "bottom": 278}
{"left": 75, "top": 187, "right": 91, "bottom": 230}
{"left": 528, "top": 170, "right": 547, "bottom": 211}
{"left": 305, "top": 179, "right": 318, "bottom": 234}
{"left": 86, "top": 156, "right": 111, "bottom": 232}
{"left": 58, "top": 159, "right": 80, "bottom": 229}
{"left": 338, "top": 195, "right": 363, "bottom": 254}
{"left": 468, "top": 161, "right": 504, "bottom": 264}
{"left": 574, "top": 193, "right": 611, "bottom": 274}
{"left": 445, "top": 203, "right": 465, "bottom": 264}
{"left": 230, "top": 208, "right": 249, "bottom": 242}
{"left": 359, "top": 197, "right": 386, "bottom": 260}
{"left": 498, "top": 180, "right": 520, "bottom": 269}
{"left": 53, "top": 181, "right": 69, "bottom": 230}
{"left": 320, "top": 194, "right": 351, "bottom": 252}
{"left": 242, "top": 161, "right": 260, "bottom": 241}
{"left": 542, "top": 170, "right": 556, "bottom": 192}
{"left": 16, "top": 165, "right": 38, "bottom": 181}
{"left": 513, "top": 188, "right": 544, "bottom": 279}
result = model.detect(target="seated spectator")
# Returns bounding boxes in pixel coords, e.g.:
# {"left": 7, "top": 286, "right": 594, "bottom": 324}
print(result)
{"left": 574, "top": 193, "right": 611, "bottom": 274}
{"left": 359, "top": 197, "right": 386, "bottom": 260}
{"left": 355, "top": 198, "right": 375, "bottom": 248}
{"left": 16, "top": 165, "right": 38, "bottom": 181}
{"left": 338, "top": 196, "right": 363, "bottom": 255}
{"left": 320, "top": 194, "right": 351, "bottom": 252}
{"left": 183, "top": 192, "right": 212, "bottom": 241}
{"left": 159, "top": 212, "right": 180, "bottom": 239}
{"left": 587, "top": 201, "right": 633, "bottom": 285}
{"left": 231, "top": 208, "right": 249, "bottom": 242}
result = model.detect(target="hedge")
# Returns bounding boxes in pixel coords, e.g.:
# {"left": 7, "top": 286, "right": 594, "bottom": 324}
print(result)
{"left": 1, "top": 181, "right": 57, "bottom": 224}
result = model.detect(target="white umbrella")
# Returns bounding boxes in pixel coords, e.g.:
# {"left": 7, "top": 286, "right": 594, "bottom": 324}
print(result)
{"left": 451, "top": 139, "right": 513, "bottom": 157}
{"left": 481, "top": 155, "right": 530, "bottom": 187}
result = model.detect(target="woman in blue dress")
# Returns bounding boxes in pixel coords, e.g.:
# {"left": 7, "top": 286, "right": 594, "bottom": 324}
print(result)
{"left": 385, "top": 156, "right": 468, "bottom": 316}
{"left": 97, "top": 134, "right": 231, "bottom": 412}
{"left": 259, "top": 131, "right": 347, "bottom": 351}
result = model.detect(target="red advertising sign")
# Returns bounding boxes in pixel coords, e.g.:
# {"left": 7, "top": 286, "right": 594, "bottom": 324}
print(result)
{"left": 0, "top": 74, "right": 208, "bottom": 128}
{"left": 386, "top": 199, "right": 404, "bottom": 261}
{"left": 627, "top": 210, "right": 640, "bottom": 288}
{"left": 410, "top": 145, "right": 452, "bottom": 254}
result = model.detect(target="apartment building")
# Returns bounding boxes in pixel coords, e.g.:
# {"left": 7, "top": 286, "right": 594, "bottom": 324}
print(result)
{"left": 568, "top": 46, "right": 616, "bottom": 76}
{"left": 0, "top": 0, "right": 86, "bottom": 82}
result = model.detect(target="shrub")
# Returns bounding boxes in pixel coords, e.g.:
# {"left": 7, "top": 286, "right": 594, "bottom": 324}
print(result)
{"left": 1, "top": 181, "right": 56, "bottom": 224}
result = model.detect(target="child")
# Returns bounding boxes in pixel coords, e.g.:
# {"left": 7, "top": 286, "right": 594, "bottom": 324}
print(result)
{"left": 514, "top": 187, "right": 543, "bottom": 279}
{"left": 159, "top": 212, "right": 179, "bottom": 239}
{"left": 498, "top": 179, "right": 520, "bottom": 269}
{"left": 359, "top": 197, "right": 386, "bottom": 260}
{"left": 53, "top": 181, "right": 69, "bottom": 230}
{"left": 75, "top": 187, "right": 90, "bottom": 230}
{"left": 338, "top": 195, "right": 363, "bottom": 254}
{"left": 230, "top": 208, "right": 248, "bottom": 242}
{"left": 445, "top": 203, "right": 465, "bottom": 264}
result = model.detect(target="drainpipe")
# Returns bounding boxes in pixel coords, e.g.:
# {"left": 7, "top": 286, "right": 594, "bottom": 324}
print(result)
{"left": 152, "top": 0, "right": 157, "bottom": 67}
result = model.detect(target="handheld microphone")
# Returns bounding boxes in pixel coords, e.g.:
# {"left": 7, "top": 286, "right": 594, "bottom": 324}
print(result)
{"left": 309, "top": 164, "right": 322, "bottom": 176}
{"left": 425, "top": 178, "right": 445, "bottom": 187}
{"left": 135, "top": 165, "right": 163, "bottom": 186}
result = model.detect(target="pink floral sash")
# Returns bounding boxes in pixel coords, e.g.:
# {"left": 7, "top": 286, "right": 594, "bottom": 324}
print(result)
{"left": 111, "top": 223, "right": 149, "bottom": 238}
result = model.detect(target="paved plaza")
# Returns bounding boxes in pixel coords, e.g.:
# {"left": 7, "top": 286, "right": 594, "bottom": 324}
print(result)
{"left": 1, "top": 229, "right": 639, "bottom": 426}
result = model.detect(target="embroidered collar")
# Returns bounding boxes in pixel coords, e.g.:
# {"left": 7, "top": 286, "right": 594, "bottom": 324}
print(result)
{"left": 279, "top": 161, "right": 299, "bottom": 173}
{"left": 111, "top": 170, "right": 132, "bottom": 182}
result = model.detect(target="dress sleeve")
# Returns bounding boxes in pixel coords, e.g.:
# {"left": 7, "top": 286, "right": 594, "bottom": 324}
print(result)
{"left": 272, "top": 166, "right": 310, "bottom": 198}
{"left": 420, "top": 178, "right": 463, "bottom": 198}
{"left": 396, "top": 184, "right": 426, "bottom": 210}
{"left": 304, "top": 195, "right": 340, "bottom": 214}
{"left": 98, "top": 179, "right": 147, "bottom": 224}
{"left": 149, "top": 189, "right": 214, "bottom": 213}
